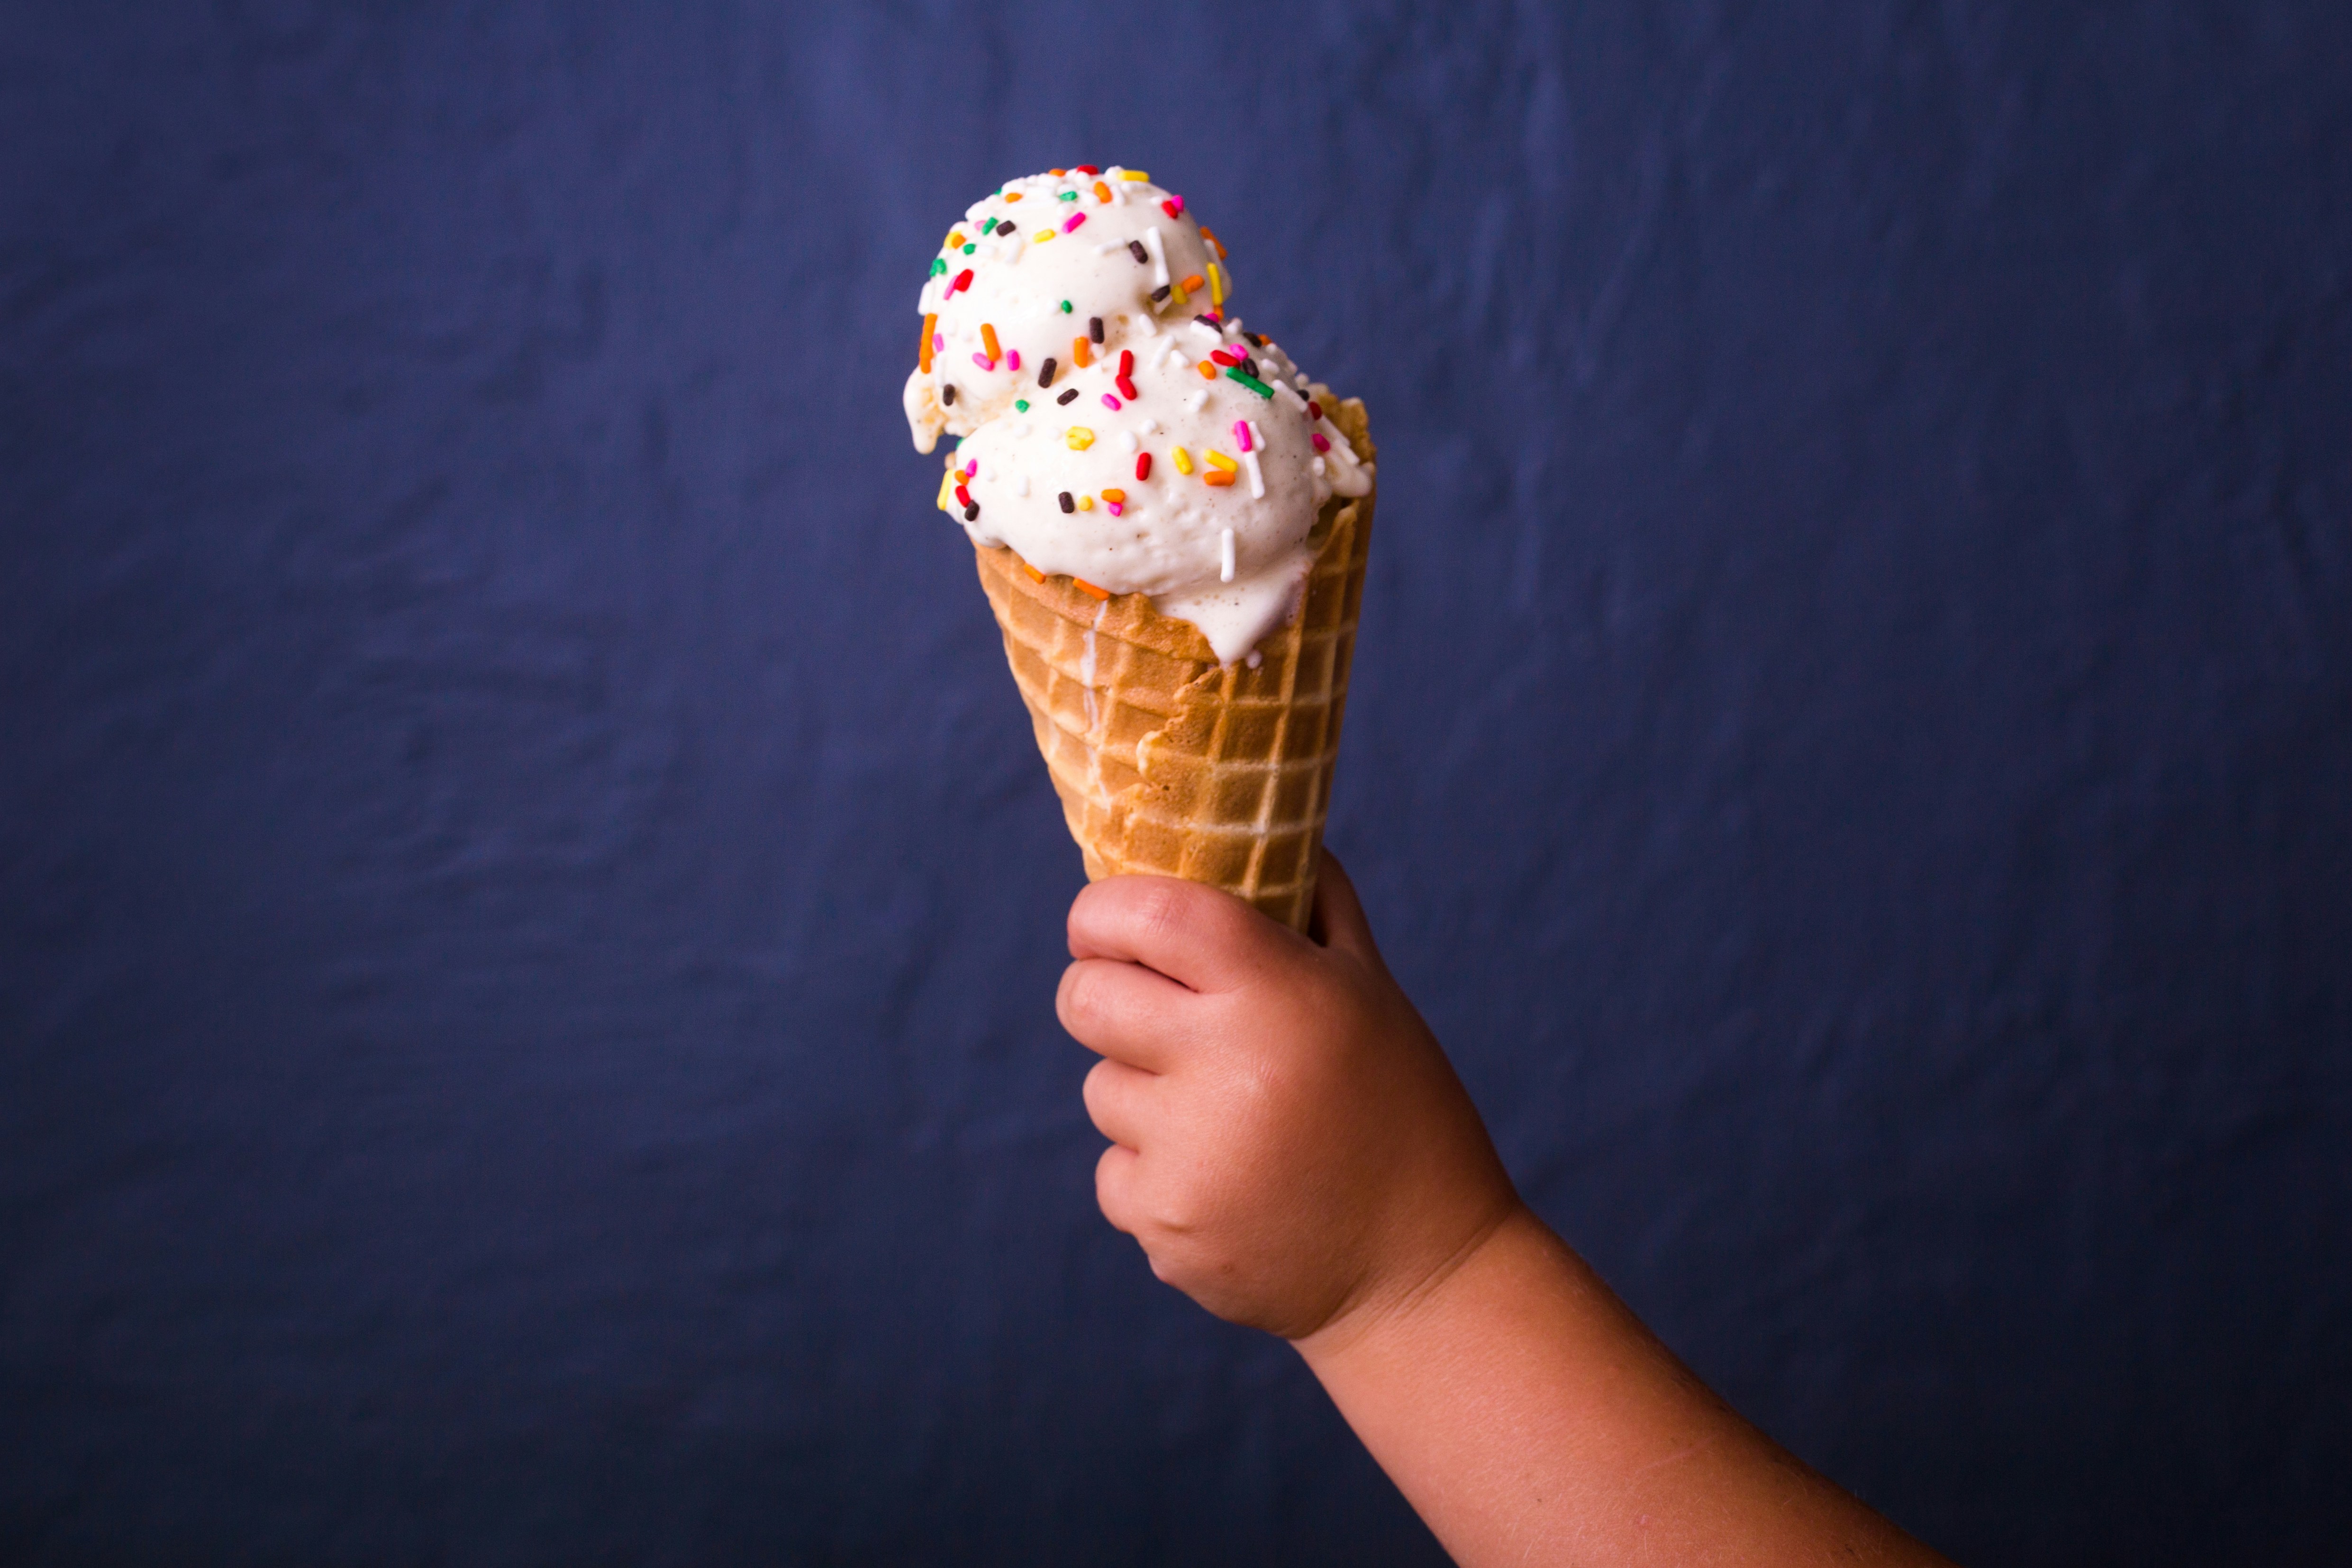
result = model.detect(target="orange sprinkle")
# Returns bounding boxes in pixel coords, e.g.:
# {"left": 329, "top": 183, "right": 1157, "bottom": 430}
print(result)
{"left": 946, "top": 230, "right": 964, "bottom": 249}
{"left": 1049, "top": 168, "right": 1067, "bottom": 176}
{"left": 1093, "top": 180, "right": 1112, "bottom": 203}
{"left": 1073, "top": 579, "right": 1112, "bottom": 600}
{"left": 1203, "top": 469, "right": 1236, "bottom": 488}
{"left": 1180, "top": 274, "right": 1205, "bottom": 294}
{"left": 981, "top": 323, "right": 1001, "bottom": 362}
{"left": 1022, "top": 562, "right": 1046, "bottom": 583}
{"left": 920, "top": 312, "right": 937, "bottom": 373}
{"left": 1100, "top": 487, "right": 1126, "bottom": 503}
{"left": 1196, "top": 360, "right": 1217, "bottom": 379}
{"left": 1072, "top": 336, "right": 1091, "bottom": 369}
{"left": 1199, "top": 226, "right": 1228, "bottom": 260}
{"left": 1004, "top": 192, "right": 1023, "bottom": 202}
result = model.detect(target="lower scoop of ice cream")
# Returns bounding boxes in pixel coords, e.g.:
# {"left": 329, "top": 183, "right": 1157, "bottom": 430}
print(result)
{"left": 940, "top": 317, "right": 1371, "bottom": 665}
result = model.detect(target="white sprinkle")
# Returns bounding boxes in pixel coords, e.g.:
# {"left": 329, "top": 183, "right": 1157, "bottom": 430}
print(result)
{"left": 1246, "top": 419, "right": 1265, "bottom": 454}
{"left": 1311, "top": 455, "right": 1327, "bottom": 475}
{"left": 1183, "top": 390, "right": 1208, "bottom": 412}
{"left": 1014, "top": 475, "right": 1030, "bottom": 498}
{"left": 1188, "top": 318, "right": 1222, "bottom": 342}
{"left": 1011, "top": 421, "right": 1032, "bottom": 438}
{"left": 1144, "top": 226, "right": 1170, "bottom": 288}
{"left": 1246, "top": 649, "right": 1262, "bottom": 669}
{"left": 1219, "top": 528, "right": 1235, "bottom": 583}
{"left": 1119, "top": 430, "right": 1138, "bottom": 453}
{"left": 1294, "top": 373, "right": 1309, "bottom": 389}
{"left": 1241, "top": 450, "right": 1264, "bottom": 498}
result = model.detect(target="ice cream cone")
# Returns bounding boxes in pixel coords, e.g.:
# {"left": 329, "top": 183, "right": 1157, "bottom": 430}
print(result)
{"left": 973, "top": 399, "right": 1375, "bottom": 932}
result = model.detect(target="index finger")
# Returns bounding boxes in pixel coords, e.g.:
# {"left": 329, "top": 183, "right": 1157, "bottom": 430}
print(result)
{"left": 1066, "top": 874, "right": 1299, "bottom": 994}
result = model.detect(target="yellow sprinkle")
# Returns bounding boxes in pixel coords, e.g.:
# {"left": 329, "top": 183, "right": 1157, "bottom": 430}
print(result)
{"left": 1034, "top": 229, "right": 1057, "bottom": 243}
{"left": 1066, "top": 427, "right": 1095, "bottom": 450}
{"left": 936, "top": 469, "right": 956, "bottom": 511}
{"left": 1119, "top": 170, "right": 1150, "bottom": 181}
{"left": 1172, "top": 446, "right": 1194, "bottom": 474}
{"left": 1208, "top": 263, "right": 1225, "bottom": 306}
{"left": 1076, "top": 494, "right": 1095, "bottom": 511}
{"left": 946, "top": 231, "right": 964, "bottom": 249}
{"left": 1205, "top": 449, "right": 1238, "bottom": 473}
{"left": 1169, "top": 280, "right": 1189, "bottom": 306}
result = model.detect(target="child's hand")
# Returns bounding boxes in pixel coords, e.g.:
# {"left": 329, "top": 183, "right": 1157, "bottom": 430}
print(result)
{"left": 1056, "top": 852, "right": 1521, "bottom": 1340}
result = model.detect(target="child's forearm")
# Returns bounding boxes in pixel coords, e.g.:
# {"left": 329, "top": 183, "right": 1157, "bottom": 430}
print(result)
{"left": 1294, "top": 1205, "right": 1953, "bottom": 1568}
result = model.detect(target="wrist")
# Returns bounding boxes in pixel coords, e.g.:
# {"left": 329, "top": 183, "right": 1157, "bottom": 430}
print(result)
{"left": 1291, "top": 1197, "right": 1549, "bottom": 1368}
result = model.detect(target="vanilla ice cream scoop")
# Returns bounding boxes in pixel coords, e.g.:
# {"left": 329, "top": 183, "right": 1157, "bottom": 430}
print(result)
{"left": 905, "top": 165, "right": 1226, "bottom": 453}
{"left": 912, "top": 170, "right": 1370, "bottom": 666}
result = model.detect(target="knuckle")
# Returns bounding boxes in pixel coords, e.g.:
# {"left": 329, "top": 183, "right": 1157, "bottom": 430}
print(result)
{"left": 1127, "top": 878, "right": 1193, "bottom": 942}
{"left": 1058, "top": 964, "right": 1110, "bottom": 1034}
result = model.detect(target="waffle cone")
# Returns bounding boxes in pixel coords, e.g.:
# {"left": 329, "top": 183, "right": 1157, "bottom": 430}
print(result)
{"left": 973, "top": 398, "right": 1374, "bottom": 932}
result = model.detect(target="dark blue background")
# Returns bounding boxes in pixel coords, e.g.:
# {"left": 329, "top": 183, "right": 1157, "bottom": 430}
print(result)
{"left": 5, "top": 3, "right": 2348, "bottom": 1563}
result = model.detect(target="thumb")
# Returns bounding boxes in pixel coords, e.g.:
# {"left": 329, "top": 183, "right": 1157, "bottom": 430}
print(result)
{"left": 1308, "top": 847, "right": 1387, "bottom": 971}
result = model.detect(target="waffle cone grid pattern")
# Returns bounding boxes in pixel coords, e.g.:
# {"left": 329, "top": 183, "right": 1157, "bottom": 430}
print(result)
{"left": 972, "top": 398, "right": 1376, "bottom": 931}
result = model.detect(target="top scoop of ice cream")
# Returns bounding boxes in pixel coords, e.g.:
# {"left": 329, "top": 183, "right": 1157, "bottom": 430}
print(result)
{"left": 906, "top": 165, "right": 1225, "bottom": 451}
{"left": 910, "top": 167, "right": 1371, "bottom": 666}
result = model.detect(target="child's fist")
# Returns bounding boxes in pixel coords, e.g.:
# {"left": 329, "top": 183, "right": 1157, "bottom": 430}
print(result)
{"left": 1056, "top": 853, "right": 1521, "bottom": 1341}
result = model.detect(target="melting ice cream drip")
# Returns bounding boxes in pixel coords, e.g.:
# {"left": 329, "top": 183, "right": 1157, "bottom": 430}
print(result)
{"left": 1079, "top": 597, "right": 1109, "bottom": 800}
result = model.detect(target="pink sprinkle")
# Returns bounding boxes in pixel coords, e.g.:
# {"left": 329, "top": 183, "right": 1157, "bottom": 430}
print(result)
{"left": 1170, "top": 194, "right": 1185, "bottom": 215}
{"left": 1006, "top": 349, "right": 1021, "bottom": 371}
{"left": 1063, "top": 212, "right": 1087, "bottom": 234}
{"left": 972, "top": 352, "right": 994, "bottom": 371}
{"left": 1234, "top": 420, "right": 1253, "bottom": 453}
{"left": 932, "top": 333, "right": 944, "bottom": 353}
{"left": 1310, "top": 433, "right": 1330, "bottom": 452}
{"left": 963, "top": 461, "right": 977, "bottom": 478}
{"left": 1100, "top": 393, "right": 1122, "bottom": 410}
{"left": 1106, "top": 501, "right": 1125, "bottom": 517}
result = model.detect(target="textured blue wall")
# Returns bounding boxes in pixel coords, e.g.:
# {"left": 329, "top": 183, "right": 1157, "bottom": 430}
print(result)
{"left": 4, "top": 4, "right": 2348, "bottom": 1563}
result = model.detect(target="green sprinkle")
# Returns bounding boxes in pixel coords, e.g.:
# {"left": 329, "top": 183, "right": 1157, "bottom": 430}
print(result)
{"left": 1015, "top": 399, "right": 1029, "bottom": 412}
{"left": 1059, "top": 190, "right": 1079, "bottom": 201}
{"left": 1224, "top": 367, "right": 1275, "bottom": 399}
{"left": 1060, "top": 299, "right": 1072, "bottom": 313}
{"left": 929, "top": 258, "right": 946, "bottom": 276}
{"left": 962, "top": 243, "right": 976, "bottom": 254}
